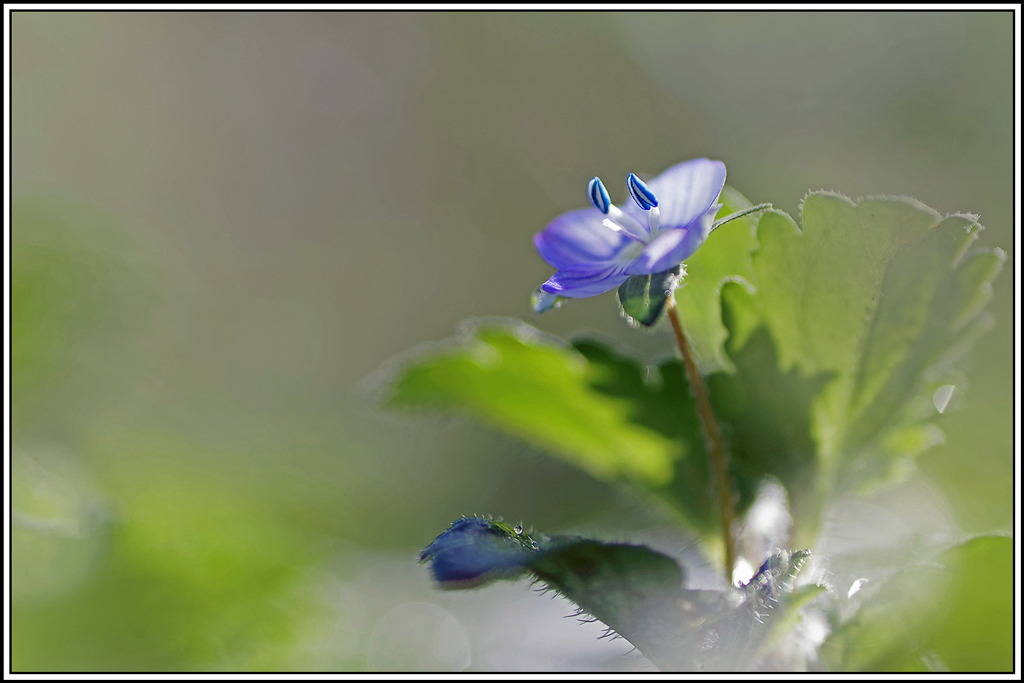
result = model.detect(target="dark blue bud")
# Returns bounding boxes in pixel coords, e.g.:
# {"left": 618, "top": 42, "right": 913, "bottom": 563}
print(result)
{"left": 420, "top": 516, "right": 539, "bottom": 588}
{"left": 587, "top": 177, "right": 611, "bottom": 214}
{"left": 627, "top": 173, "right": 658, "bottom": 210}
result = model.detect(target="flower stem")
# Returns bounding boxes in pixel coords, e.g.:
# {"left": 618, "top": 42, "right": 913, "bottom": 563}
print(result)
{"left": 711, "top": 203, "right": 773, "bottom": 233}
{"left": 665, "top": 295, "right": 737, "bottom": 585}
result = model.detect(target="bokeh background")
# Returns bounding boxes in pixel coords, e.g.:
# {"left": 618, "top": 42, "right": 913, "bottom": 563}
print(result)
{"left": 11, "top": 11, "right": 1014, "bottom": 671}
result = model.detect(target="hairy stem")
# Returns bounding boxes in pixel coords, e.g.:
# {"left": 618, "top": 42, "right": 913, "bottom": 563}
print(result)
{"left": 711, "top": 202, "right": 773, "bottom": 233}
{"left": 666, "top": 296, "right": 737, "bottom": 585}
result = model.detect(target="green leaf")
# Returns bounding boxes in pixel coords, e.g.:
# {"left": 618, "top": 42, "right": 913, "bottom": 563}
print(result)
{"left": 384, "top": 320, "right": 685, "bottom": 488}
{"left": 568, "top": 339, "right": 715, "bottom": 529}
{"left": 529, "top": 538, "right": 693, "bottom": 665}
{"left": 757, "top": 196, "right": 999, "bottom": 458}
{"left": 820, "top": 535, "right": 1012, "bottom": 672}
{"left": 383, "top": 324, "right": 672, "bottom": 484}
{"left": 923, "top": 536, "right": 1013, "bottom": 671}
{"left": 616, "top": 266, "right": 682, "bottom": 327}
{"left": 734, "top": 195, "right": 1004, "bottom": 529}
{"left": 535, "top": 543, "right": 818, "bottom": 671}
{"left": 383, "top": 320, "right": 729, "bottom": 531}
{"left": 708, "top": 283, "right": 834, "bottom": 528}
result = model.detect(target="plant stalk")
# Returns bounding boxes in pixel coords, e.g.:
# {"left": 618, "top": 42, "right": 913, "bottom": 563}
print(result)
{"left": 665, "top": 296, "right": 737, "bottom": 585}
{"left": 710, "top": 202, "right": 773, "bottom": 233}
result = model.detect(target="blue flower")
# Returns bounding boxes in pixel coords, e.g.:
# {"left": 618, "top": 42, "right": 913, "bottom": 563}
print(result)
{"left": 533, "top": 158, "right": 727, "bottom": 312}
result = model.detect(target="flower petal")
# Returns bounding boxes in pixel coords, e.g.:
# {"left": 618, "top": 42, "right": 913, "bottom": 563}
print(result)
{"left": 626, "top": 205, "right": 718, "bottom": 275}
{"left": 624, "top": 158, "right": 726, "bottom": 232}
{"left": 534, "top": 208, "right": 634, "bottom": 270}
{"left": 540, "top": 263, "right": 631, "bottom": 298}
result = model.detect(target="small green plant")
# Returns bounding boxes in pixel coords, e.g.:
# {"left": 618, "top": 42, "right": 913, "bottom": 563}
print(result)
{"left": 383, "top": 159, "right": 1010, "bottom": 671}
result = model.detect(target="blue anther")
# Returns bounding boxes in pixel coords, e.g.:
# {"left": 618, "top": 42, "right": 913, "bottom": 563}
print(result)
{"left": 627, "top": 173, "right": 658, "bottom": 210}
{"left": 587, "top": 177, "right": 611, "bottom": 214}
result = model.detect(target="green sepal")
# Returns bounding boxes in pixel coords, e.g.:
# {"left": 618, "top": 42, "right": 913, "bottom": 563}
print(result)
{"left": 616, "top": 266, "right": 682, "bottom": 327}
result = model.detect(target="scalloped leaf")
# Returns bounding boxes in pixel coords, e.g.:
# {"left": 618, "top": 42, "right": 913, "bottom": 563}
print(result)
{"left": 752, "top": 198, "right": 999, "bottom": 459}
{"left": 731, "top": 195, "right": 1004, "bottom": 530}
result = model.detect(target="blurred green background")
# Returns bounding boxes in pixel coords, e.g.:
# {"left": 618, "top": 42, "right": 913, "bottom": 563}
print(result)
{"left": 11, "top": 11, "right": 1013, "bottom": 671}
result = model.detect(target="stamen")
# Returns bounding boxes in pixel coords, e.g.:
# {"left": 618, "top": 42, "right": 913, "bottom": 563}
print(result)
{"left": 627, "top": 173, "right": 659, "bottom": 211}
{"left": 607, "top": 204, "right": 651, "bottom": 241}
{"left": 587, "top": 177, "right": 611, "bottom": 214}
{"left": 647, "top": 205, "right": 661, "bottom": 235}
{"left": 586, "top": 173, "right": 650, "bottom": 241}
{"left": 602, "top": 218, "right": 647, "bottom": 244}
